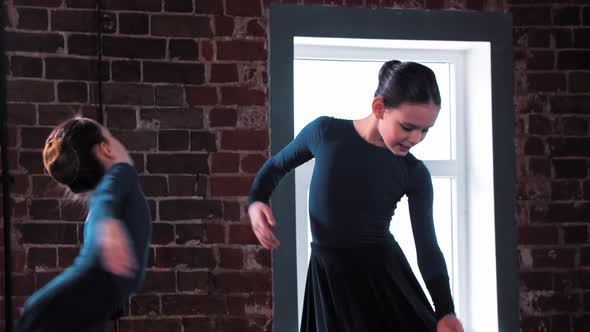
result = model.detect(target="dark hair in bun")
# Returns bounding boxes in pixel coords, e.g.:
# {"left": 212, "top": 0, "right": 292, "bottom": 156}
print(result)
{"left": 42, "top": 117, "right": 106, "bottom": 193}
{"left": 374, "top": 60, "right": 441, "bottom": 109}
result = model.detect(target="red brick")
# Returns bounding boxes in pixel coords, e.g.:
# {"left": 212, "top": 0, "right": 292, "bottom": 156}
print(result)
{"left": 169, "top": 39, "right": 199, "bottom": 60}
{"left": 147, "top": 154, "right": 208, "bottom": 174}
{"left": 221, "top": 130, "right": 268, "bottom": 151}
{"left": 51, "top": 10, "right": 99, "bottom": 32}
{"left": 211, "top": 176, "right": 253, "bottom": 197}
{"left": 11, "top": 174, "right": 30, "bottom": 195}
{"left": 182, "top": 318, "right": 214, "bottom": 331}
{"left": 211, "top": 64, "right": 239, "bottom": 83}
{"left": 215, "top": 16, "right": 234, "bottom": 36}
{"left": 219, "top": 247, "right": 244, "bottom": 269}
{"left": 241, "top": 154, "right": 266, "bottom": 173}
{"left": 21, "top": 127, "right": 53, "bottom": 149}
{"left": 569, "top": 72, "right": 590, "bottom": 93}
{"left": 518, "top": 225, "right": 558, "bottom": 245}
{"left": 553, "top": 315, "right": 572, "bottom": 331}
{"left": 129, "top": 295, "right": 160, "bottom": 316}
{"left": 58, "top": 81, "right": 87, "bottom": 103}
{"left": 552, "top": 6, "right": 580, "bottom": 26}
{"left": 18, "top": 223, "right": 78, "bottom": 244}
{"left": 523, "top": 137, "right": 544, "bottom": 156}
{"left": 186, "top": 86, "right": 218, "bottom": 105}
{"left": 164, "top": 0, "right": 192, "bottom": 11}
{"left": 536, "top": 292, "right": 580, "bottom": 312}
{"left": 527, "top": 51, "right": 554, "bottom": 70}
{"left": 210, "top": 108, "right": 237, "bottom": 127}
{"left": 528, "top": 158, "right": 550, "bottom": 177}
{"left": 190, "top": 131, "right": 217, "bottom": 152}
{"left": 563, "top": 225, "right": 588, "bottom": 244}
{"left": 229, "top": 224, "right": 259, "bottom": 245}
{"left": 27, "top": 247, "right": 57, "bottom": 269}
{"left": 102, "top": 83, "right": 154, "bottom": 105}
{"left": 554, "top": 28, "right": 574, "bottom": 48}
{"left": 221, "top": 87, "right": 266, "bottom": 105}
{"left": 139, "top": 175, "right": 168, "bottom": 197}
{"left": 195, "top": 0, "right": 224, "bottom": 14}
{"left": 30, "top": 198, "right": 61, "bottom": 220}
{"left": 7, "top": 103, "right": 36, "bottom": 125}
{"left": 140, "top": 108, "right": 204, "bottom": 129}
{"left": 550, "top": 96, "right": 590, "bottom": 114}
{"left": 561, "top": 116, "right": 588, "bottom": 136}
{"left": 118, "top": 318, "right": 182, "bottom": 332}
{"left": 5, "top": 31, "right": 64, "bottom": 53}
{"left": 118, "top": 13, "right": 149, "bottom": 34}
{"left": 548, "top": 202, "right": 590, "bottom": 222}
{"left": 19, "top": 151, "right": 45, "bottom": 174}
{"left": 212, "top": 153, "right": 240, "bottom": 173}
{"left": 552, "top": 159, "right": 588, "bottom": 178}
{"left": 159, "top": 130, "right": 189, "bottom": 151}
{"left": 139, "top": 271, "right": 176, "bottom": 293}
{"left": 162, "top": 294, "right": 226, "bottom": 315}
{"left": 226, "top": 0, "right": 262, "bottom": 16}
{"left": 152, "top": 16, "right": 212, "bottom": 37}
{"left": 155, "top": 247, "right": 215, "bottom": 269}
{"left": 175, "top": 224, "right": 206, "bottom": 244}
{"left": 149, "top": 223, "right": 174, "bottom": 245}
{"left": 253, "top": 247, "right": 271, "bottom": 268}
{"left": 112, "top": 60, "right": 141, "bottom": 82}
{"left": 551, "top": 180, "right": 582, "bottom": 201}
{"left": 143, "top": 62, "right": 204, "bottom": 84}
{"left": 7, "top": 80, "right": 54, "bottom": 102}
{"left": 17, "top": 8, "right": 48, "bottom": 30}
{"left": 12, "top": 274, "right": 35, "bottom": 296}
{"left": 105, "top": 107, "right": 137, "bottom": 129}
{"left": 176, "top": 270, "right": 209, "bottom": 291}
{"left": 584, "top": 181, "right": 590, "bottom": 200}
{"left": 218, "top": 40, "right": 267, "bottom": 61}
{"left": 247, "top": 19, "right": 266, "bottom": 37}
{"left": 168, "top": 175, "right": 199, "bottom": 196}
{"left": 532, "top": 248, "right": 575, "bottom": 268}
{"left": 215, "top": 317, "right": 269, "bottom": 332}
{"left": 212, "top": 271, "right": 271, "bottom": 292}
{"left": 205, "top": 223, "right": 225, "bottom": 243}
{"left": 102, "top": 36, "right": 166, "bottom": 59}
{"left": 57, "top": 247, "right": 80, "bottom": 267}
{"left": 15, "top": 0, "right": 62, "bottom": 6}
{"left": 558, "top": 51, "right": 590, "bottom": 70}
{"left": 64, "top": 0, "right": 95, "bottom": 8}
{"left": 38, "top": 104, "right": 97, "bottom": 125}
{"left": 527, "top": 73, "right": 566, "bottom": 93}
{"left": 201, "top": 40, "right": 214, "bottom": 61}
{"left": 46, "top": 57, "right": 108, "bottom": 81}
{"left": 111, "top": 129, "right": 157, "bottom": 151}
{"left": 159, "top": 199, "right": 222, "bottom": 220}
{"left": 61, "top": 201, "right": 87, "bottom": 221}
{"left": 102, "top": 0, "right": 161, "bottom": 11}
{"left": 68, "top": 34, "right": 96, "bottom": 55}
{"left": 155, "top": 85, "right": 184, "bottom": 106}
{"left": 511, "top": 6, "right": 551, "bottom": 26}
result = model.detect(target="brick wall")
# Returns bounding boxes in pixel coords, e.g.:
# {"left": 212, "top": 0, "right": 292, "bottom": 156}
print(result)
{"left": 512, "top": 0, "right": 590, "bottom": 331}
{"left": 1, "top": 0, "right": 588, "bottom": 331}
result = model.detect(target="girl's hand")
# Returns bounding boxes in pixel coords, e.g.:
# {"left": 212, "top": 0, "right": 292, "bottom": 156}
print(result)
{"left": 99, "top": 219, "right": 137, "bottom": 277}
{"left": 248, "top": 201, "right": 280, "bottom": 250}
{"left": 437, "top": 314, "right": 464, "bottom": 332}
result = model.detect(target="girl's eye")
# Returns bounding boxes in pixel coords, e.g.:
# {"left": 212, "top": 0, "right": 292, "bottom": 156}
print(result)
{"left": 422, "top": 129, "right": 429, "bottom": 133}
{"left": 400, "top": 124, "right": 412, "bottom": 131}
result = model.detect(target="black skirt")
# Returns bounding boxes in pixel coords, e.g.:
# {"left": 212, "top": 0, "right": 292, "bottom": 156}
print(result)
{"left": 301, "top": 240, "right": 437, "bottom": 332}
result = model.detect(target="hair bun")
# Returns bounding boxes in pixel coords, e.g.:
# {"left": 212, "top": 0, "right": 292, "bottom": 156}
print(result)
{"left": 43, "top": 138, "right": 80, "bottom": 186}
{"left": 378, "top": 60, "right": 402, "bottom": 82}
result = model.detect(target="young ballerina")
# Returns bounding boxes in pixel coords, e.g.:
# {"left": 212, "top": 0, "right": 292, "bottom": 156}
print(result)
{"left": 247, "top": 61, "right": 464, "bottom": 332}
{"left": 17, "top": 117, "right": 152, "bottom": 332}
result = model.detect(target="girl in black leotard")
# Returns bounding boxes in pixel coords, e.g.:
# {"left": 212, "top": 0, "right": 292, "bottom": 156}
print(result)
{"left": 247, "top": 61, "right": 464, "bottom": 332}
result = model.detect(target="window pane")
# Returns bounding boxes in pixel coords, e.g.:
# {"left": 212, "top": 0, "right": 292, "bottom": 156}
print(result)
{"left": 389, "top": 176, "right": 456, "bottom": 300}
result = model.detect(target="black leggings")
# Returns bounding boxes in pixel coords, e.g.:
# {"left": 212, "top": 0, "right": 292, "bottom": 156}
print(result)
{"left": 16, "top": 266, "right": 124, "bottom": 332}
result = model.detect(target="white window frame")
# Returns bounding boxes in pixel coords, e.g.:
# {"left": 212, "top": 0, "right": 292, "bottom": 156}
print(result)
{"left": 293, "top": 37, "right": 497, "bottom": 332}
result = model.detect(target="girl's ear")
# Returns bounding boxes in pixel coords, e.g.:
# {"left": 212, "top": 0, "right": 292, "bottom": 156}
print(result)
{"left": 94, "top": 141, "right": 113, "bottom": 162}
{"left": 372, "top": 96, "right": 385, "bottom": 120}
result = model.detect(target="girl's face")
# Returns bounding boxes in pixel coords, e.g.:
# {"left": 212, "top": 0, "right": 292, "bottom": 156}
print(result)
{"left": 376, "top": 102, "right": 439, "bottom": 156}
